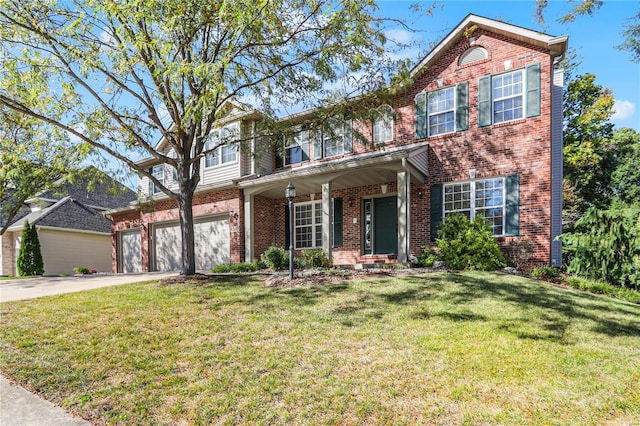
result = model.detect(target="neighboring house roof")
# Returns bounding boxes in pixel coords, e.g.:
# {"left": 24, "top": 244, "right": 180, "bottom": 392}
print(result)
{"left": 410, "top": 14, "right": 568, "bottom": 77}
{"left": 4, "top": 166, "right": 136, "bottom": 233}
{"left": 35, "top": 166, "right": 137, "bottom": 210}
{"left": 8, "top": 196, "right": 111, "bottom": 233}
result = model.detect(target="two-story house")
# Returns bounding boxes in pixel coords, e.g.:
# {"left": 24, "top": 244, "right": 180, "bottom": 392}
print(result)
{"left": 108, "top": 14, "right": 567, "bottom": 273}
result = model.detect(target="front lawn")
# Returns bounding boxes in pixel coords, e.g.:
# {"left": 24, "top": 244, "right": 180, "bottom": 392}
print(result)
{"left": 1, "top": 272, "right": 638, "bottom": 425}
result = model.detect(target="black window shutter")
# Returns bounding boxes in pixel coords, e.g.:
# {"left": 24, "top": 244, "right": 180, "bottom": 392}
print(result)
{"left": 455, "top": 82, "right": 469, "bottom": 131}
{"left": 333, "top": 198, "right": 343, "bottom": 248}
{"left": 275, "top": 151, "right": 284, "bottom": 169}
{"left": 505, "top": 174, "right": 520, "bottom": 236}
{"left": 284, "top": 204, "right": 291, "bottom": 248}
{"left": 430, "top": 184, "right": 443, "bottom": 242}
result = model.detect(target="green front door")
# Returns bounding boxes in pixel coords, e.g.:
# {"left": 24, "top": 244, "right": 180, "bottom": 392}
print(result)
{"left": 362, "top": 196, "right": 398, "bottom": 255}
{"left": 374, "top": 196, "right": 397, "bottom": 254}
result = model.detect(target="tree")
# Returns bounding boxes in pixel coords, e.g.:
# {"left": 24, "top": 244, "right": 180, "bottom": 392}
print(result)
{"left": 0, "top": 108, "right": 89, "bottom": 235}
{"left": 610, "top": 128, "right": 640, "bottom": 205}
{"left": 562, "top": 73, "right": 615, "bottom": 221}
{"left": 16, "top": 220, "right": 44, "bottom": 276}
{"left": 560, "top": 203, "right": 640, "bottom": 287}
{"left": 0, "top": 0, "right": 408, "bottom": 275}
{"left": 617, "top": 8, "right": 640, "bottom": 63}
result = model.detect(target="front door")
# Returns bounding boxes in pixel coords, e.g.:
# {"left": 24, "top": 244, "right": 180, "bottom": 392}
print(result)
{"left": 363, "top": 196, "right": 397, "bottom": 255}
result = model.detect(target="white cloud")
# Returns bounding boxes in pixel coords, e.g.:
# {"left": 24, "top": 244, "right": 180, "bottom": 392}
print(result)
{"left": 612, "top": 99, "right": 636, "bottom": 120}
{"left": 385, "top": 28, "right": 415, "bottom": 45}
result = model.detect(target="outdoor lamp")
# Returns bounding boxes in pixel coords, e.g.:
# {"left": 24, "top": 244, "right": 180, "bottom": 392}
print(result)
{"left": 285, "top": 182, "right": 296, "bottom": 280}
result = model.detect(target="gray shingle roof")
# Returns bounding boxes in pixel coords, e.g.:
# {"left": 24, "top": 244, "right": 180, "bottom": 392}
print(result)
{"left": 9, "top": 197, "right": 111, "bottom": 233}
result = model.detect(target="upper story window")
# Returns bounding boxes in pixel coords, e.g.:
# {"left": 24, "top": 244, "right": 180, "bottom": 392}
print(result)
{"left": 373, "top": 105, "right": 393, "bottom": 144}
{"left": 415, "top": 83, "right": 468, "bottom": 139}
{"left": 285, "top": 127, "right": 310, "bottom": 165}
{"left": 149, "top": 164, "right": 165, "bottom": 194}
{"left": 428, "top": 87, "right": 455, "bottom": 136}
{"left": 492, "top": 70, "right": 523, "bottom": 123}
{"left": 204, "top": 123, "right": 239, "bottom": 168}
{"left": 478, "top": 63, "right": 541, "bottom": 127}
{"left": 322, "top": 117, "right": 353, "bottom": 158}
{"left": 458, "top": 46, "right": 488, "bottom": 66}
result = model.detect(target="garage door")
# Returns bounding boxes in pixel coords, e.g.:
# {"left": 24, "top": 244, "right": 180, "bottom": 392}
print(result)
{"left": 153, "top": 216, "right": 230, "bottom": 272}
{"left": 118, "top": 229, "right": 142, "bottom": 273}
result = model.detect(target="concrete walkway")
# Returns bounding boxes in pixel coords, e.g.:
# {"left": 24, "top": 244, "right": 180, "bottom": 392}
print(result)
{"left": 0, "top": 375, "right": 90, "bottom": 426}
{"left": 0, "top": 271, "right": 176, "bottom": 303}
{"left": 0, "top": 272, "right": 177, "bottom": 425}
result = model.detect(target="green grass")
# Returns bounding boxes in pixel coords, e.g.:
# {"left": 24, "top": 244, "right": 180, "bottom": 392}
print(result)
{"left": 1, "top": 272, "right": 639, "bottom": 425}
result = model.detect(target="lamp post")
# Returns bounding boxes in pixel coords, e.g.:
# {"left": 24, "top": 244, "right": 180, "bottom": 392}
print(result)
{"left": 285, "top": 181, "right": 296, "bottom": 280}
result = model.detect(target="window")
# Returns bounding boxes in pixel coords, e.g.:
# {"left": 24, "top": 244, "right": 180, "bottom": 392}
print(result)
{"left": 443, "top": 177, "right": 505, "bottom": 235}
{"left": 478, "top": 63, "right": 541, "bottom": 127}
{"left": 204, "top": 123, "right": 239, "bottom": 167}
{"left": 373, "top": 105, "right": 393, "bottom": 144}
{"left": 149, "top": 165, "right": 164, "bottom": 194}
{"left": 415, "top": 83, "right": 468, "bottom": 139}
{"left": 492, "top": 70, "right": 523, "bottom": 123}
{"left": 294, "top": 201, "right": 322, "bottom": 249}
{"left": 458, "top": 46, "right": 488, "bottom": 66}
{"left": 428, "top": 87, "right": 455, "bottom": 136}
{"left": 285, "top": 128, "right": 310, "bottom": 165}
{"left": 322, "top": 118, "right": 352, "bottom": 158}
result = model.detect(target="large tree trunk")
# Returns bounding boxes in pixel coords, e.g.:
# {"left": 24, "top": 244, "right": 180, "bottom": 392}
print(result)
{"left": 177, "top": 192, "right": 196, "bottom": 276}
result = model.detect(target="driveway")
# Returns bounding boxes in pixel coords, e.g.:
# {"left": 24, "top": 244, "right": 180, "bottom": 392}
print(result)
{"left": 0, "top": 272, "right": 177, "bottom": 303}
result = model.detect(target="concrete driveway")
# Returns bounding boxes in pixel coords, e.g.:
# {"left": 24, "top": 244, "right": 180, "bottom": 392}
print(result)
{"left": 0, "top": 272, "right": 177, "bottom": 303}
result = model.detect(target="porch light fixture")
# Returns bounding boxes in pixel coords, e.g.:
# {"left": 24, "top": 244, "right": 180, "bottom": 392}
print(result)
{"left": 285, "top": 181, "right": 296, "bottom": 280}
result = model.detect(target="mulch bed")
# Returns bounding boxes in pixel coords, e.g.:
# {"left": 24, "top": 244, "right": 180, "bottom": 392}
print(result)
{"left": 158, "top": 268, "right": 441, "bottom": 288}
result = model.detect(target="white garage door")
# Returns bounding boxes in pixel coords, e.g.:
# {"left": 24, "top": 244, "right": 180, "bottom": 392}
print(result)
{"left": 153, "top": 216, "right": 230, "bottom": 272}
{"left": 118, "top": 229, "right": 142, "bottom": 273}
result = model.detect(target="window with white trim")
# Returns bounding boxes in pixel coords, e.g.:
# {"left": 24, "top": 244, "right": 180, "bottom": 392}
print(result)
{"left": 294, "top": 201, "right": 322, "bottom": 249}
{"left": 323, "top": 118, "right": 352, "bottom": 158}
{"left": 373, "top": 105, "right": 393, "bottom": 144}
{"left": 285, "top": 127, "right": 310, "bottom": 165}
{"left": 492, "top": 69, "right": 523, "bottom": 124}
{"left": 444, "top": 177, "right": 505, "bottom": 235}
{"left": 150, "top": 164, "right": 164, "bottom": 194}
{"left": 204, "top": 123, "right": 239, "bottom": 167}
{"left": 428, "top": 87, "right": 455, "bottom": 136}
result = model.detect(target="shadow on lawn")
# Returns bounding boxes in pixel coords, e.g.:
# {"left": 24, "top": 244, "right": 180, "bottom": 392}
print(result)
{"left": 247, "top": 272, "right": 639, "bottom": 342}
{"left": 401, "top": 273, "right": 640, "bottom": 341}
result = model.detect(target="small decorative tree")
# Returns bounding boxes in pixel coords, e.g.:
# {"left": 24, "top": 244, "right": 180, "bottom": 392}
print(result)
{"left": 16, "top": 221, "right": 44, "bottom": 276}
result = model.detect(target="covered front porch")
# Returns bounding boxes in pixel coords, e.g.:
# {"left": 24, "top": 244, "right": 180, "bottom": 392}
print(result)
{"left": 239, "top": 144, "right": 429, "bottom": 265}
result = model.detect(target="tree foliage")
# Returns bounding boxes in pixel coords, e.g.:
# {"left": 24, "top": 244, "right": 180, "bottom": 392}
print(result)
{"left": 0, "top": 0, "right": 408, "bottom": 275}
{"left": 617, "top": 8, "right": 640, "bottom": 63}
{"left": 0, "top": 108, "right": 89, "bottom": 235}
{"left": 562, "top": 73, "right": 616, "bottom": 219}
{"left": 16, "top": 221, "right": 44, "bottom": 276}
{"left": 560, "top": 203, "right": 640, "bottom": 287}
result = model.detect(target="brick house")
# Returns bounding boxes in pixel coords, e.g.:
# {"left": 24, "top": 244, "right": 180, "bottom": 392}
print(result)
{"left": 107, "top": 14, "right": 567, "bottom": 272}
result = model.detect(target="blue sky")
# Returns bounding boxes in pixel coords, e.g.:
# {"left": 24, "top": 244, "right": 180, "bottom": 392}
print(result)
{"left": 377, "top": 0, "right": 640, "bottom": 131}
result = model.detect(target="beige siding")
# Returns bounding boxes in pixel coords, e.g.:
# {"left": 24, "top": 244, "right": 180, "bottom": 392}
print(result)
{"left": 38, "top": 228, "right": 112, "bottom": 275}
{"left": 0, "top": 233, "right": 14, "bottom": 276}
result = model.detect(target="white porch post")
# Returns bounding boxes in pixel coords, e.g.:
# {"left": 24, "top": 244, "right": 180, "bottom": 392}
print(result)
{"left": 243, "top": 192, "right": 254, "bottom": 262}
{"left": 322, "top": 181, "right": 333, "bottom": 259}
{"left": 397, "top": 169, "right": 410, "bottom": 263}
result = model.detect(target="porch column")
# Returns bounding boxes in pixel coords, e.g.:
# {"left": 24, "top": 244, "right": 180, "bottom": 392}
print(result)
{"left": 397, "top": 169, "right": 410, "bottom": 263}
{"left": 244, "top": 192, "right": 254, "bottom": 262}
{"left": 322, "top": 181, "right": 333, "bottom": 258}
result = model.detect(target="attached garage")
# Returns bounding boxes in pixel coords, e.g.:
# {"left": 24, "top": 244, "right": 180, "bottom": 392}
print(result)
{"left": 118, "top": 229, "right": 142, "bottom": 273}
{"left": 152, "top": 215, "right": 230, "bottom": 272}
